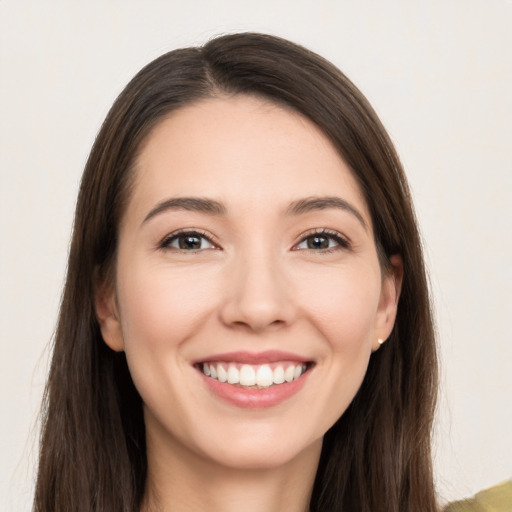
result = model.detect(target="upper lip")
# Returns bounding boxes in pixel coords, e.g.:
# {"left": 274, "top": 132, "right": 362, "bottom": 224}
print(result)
{"left": 192, "top": 350, "right": 312, "bottom": 365}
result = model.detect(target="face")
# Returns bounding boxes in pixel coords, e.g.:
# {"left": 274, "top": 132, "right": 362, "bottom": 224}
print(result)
{"left": 97, "top": 95, "right": 401, "bottom": 471}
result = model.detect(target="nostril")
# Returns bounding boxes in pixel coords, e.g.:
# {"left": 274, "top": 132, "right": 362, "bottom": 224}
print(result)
{"left": 229, "top": 317, "right": 288, "bottom": 333}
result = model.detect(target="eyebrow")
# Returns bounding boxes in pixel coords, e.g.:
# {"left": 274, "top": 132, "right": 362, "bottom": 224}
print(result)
{"left": 285, "top": 196, "right": 367, "bottom": 230}
{"left": 143, "top": 197, "right": 226, "bottom": 224}
{"left": 142, "top": 195, "right": 367, "bottom": 230}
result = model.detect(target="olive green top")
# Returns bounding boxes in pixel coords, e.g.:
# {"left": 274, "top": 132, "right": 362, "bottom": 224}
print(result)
{"left": 444, "top": 480, "right": 512, "bottom": 512}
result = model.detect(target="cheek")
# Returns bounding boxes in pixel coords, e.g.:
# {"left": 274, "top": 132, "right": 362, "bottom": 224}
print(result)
{"left": 294, "top": 263, "right": 382, "bottom": 350}
{"left": 294, "top": 267, "right": 381, "bottom": 432}
{"left": 114, "top": 262, "right": 222, "bottom": 432}
{"left": 118, "top": 262, "right": 217, "bottom": 347}
{"left": 115, "top": 261, "right": 222, "bottom": 404}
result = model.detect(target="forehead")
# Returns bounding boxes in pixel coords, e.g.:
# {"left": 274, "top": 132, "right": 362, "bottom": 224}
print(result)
{"left": 128, "top": 95, "right": 370, "bottom": 223}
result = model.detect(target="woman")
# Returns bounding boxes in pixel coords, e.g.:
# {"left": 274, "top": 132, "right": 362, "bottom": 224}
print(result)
{"left": 34, "top": 33, "right": 438, "bottom": 512}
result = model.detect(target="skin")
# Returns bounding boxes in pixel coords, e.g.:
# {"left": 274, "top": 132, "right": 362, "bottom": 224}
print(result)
{"left": 96, "top": 95, "right": 402, "bottom": 512}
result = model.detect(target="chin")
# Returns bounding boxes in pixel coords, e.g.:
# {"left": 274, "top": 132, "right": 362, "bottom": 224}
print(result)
{"left": 192, "top": 427, "right": 323, "bottom": 471}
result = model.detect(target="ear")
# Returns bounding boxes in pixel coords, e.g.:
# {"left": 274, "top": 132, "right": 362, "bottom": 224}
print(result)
{"left": 94, "top": 270, "right": 125, "bottom": 352}
{"left": 372, "top": 255, "right": 403, "bottom": 352}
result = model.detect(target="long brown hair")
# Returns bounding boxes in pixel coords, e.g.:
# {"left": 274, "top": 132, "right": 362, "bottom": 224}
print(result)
{"left": 34, "top": 33, "right": 438, "bottom": 512}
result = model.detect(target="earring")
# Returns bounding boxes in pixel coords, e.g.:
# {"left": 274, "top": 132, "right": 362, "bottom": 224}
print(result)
{"left": 377, "top": 338, "right": 384, "bottom": 345}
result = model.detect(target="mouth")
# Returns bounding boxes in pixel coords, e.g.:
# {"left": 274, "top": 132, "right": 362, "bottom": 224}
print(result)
{"left": 196, "top": 360, "right": 313, "bottom": 389}
{"left": 192, "top": 351, "right": 315, "bottom": 408}
{"left": 192, "top": 350, "right": 316, "bottom": 409}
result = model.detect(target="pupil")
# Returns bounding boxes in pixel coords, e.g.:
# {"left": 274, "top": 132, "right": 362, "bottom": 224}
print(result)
{"left": 308, "top": 236, "right": 329, "bottom": 249}
{"left": 179, "top": 235, "right": 201, "bottom": 250}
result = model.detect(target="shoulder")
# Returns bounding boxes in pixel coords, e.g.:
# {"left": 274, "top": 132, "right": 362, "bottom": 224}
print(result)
{"left": 444, "top": 480, "right": 512, "bottom": 512}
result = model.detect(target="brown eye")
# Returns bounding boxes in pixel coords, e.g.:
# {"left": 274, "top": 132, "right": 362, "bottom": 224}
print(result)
{"left": 179, "top": 234, "right": 203, "bottom": 250}
{"left": 306, "top": 235, "right": 330, "bottom": 249}
{"left": 295, "top": 230, "right": 350, "bottom": 251}
{"left": 162, "top": 231, "right": 215, "bottom": 251}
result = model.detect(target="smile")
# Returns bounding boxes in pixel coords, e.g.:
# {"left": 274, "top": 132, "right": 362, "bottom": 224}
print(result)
{"left": 194, "top": 351, "right": 314, "bottom": 408}
{"left": 200, "top": 362, "right": 308, "bottom": 388}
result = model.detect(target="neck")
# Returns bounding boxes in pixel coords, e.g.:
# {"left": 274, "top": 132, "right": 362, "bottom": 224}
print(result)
{"left": 141, "top": 424, "right": 321, "bottom": 512}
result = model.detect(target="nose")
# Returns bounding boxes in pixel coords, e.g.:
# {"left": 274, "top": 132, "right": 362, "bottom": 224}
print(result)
{"left": 218, "top": 251, "right": 294, "bottom": 333}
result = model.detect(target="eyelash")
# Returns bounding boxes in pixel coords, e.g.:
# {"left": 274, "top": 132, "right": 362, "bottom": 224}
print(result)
{"left": 293, "top": 229, "right": 351, "bottom": 253}
{"left": 159, "top": 228, "right": 350, "bottom": 253}
{"left": 159, "top": 229, "right": 218, "bottom": 252}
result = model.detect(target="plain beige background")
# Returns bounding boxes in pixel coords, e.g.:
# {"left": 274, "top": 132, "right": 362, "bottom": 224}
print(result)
{"left": 1, "top": 1, "right": 511, "bottom": 510}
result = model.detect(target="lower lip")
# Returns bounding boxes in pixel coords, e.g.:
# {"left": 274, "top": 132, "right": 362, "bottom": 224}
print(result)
{"left": 198, "top": 369, "right": 311, "bottom": 409}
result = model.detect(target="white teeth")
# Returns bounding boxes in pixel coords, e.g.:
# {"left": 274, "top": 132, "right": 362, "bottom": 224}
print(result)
{"left": 284, "top": 366, "right": 295, "bottom": 382}
{"left": 273, "top": 365, "right": 285, "bottom": 384}
{"left": 227, "top": 366, "right": 240, "bottom": 384}
{"left": 239, "top": 365, "right": 256, "bottom": 386}
{"left": 256, "top": 365, "right": 273, "bottom": 387}
{"left": 201, "top": 362, "right": 308, "bottom": 387}
{"left": 217, "top": 364, "right": 227, "bottom": 383}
